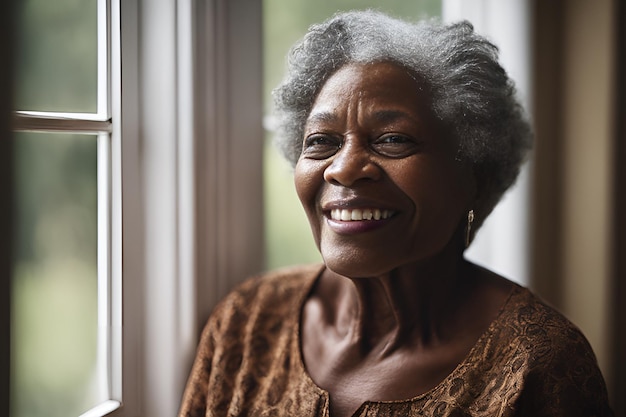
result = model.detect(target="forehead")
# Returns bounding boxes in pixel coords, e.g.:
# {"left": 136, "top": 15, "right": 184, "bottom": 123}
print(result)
{"left": 306, "top": 62, "right": 431, "bottom": 126}
{"left": 310, "top": 62, "right": 431, "bottom": 117}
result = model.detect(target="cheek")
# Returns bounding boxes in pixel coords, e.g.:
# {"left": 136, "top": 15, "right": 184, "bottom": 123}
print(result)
{"left": 294, "top": 161, "right": 324, "bottom": 244}
{"left": 398, "top": 159, "right": 472, "bottom": 241}
{"left": 405, "top": 156, "right": 471, "bottom": 203}
{"left": 294, "top": 161, "right": 318, "bottom": 210}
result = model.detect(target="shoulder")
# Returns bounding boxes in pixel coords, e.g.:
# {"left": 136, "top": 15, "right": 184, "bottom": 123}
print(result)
{"left": 498, "top": 286, "right": 612, "bottom": 416}
{"left": 504, "top": 286, "right": 591, "bottom": 351}
{"left": 204, "top": 263, "right": 323, "bottom": 337}
{"left": 179, "top": 265, "right": 324, "bottom": 416}
{"left": 213, "top": 263, "right": 323, "bottom": 312}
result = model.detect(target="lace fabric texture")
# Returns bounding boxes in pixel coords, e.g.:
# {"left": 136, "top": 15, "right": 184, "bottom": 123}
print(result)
{"left": 179, "top": 264, "right": 613, "bottom": 417}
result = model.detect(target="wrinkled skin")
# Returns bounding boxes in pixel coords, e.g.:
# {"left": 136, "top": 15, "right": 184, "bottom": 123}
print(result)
{"left": 295, "top": 62, "right": 513, "bottom": 417}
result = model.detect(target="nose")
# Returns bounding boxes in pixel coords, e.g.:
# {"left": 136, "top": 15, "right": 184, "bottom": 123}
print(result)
{"left": 323, "top": 140, "right": 381, "bottom": 186}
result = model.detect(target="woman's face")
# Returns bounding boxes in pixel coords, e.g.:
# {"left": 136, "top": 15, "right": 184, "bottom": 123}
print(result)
{"left": 294, "top": 62, "right": 474, "bottom": 277}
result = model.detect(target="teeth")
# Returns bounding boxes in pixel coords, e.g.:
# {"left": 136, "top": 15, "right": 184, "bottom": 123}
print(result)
{"left": 330, "top": 208, "right": 394, "bottom": 221}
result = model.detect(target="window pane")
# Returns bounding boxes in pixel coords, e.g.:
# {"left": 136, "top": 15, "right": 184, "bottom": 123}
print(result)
{"left": 14, "top": 0, "right": 97, "bottom": 113}
{"left": 11, "top": 132, "right": 100, "bottom": 417}
{"left": 262, "top": 0, "right": 441, "bottom": 270}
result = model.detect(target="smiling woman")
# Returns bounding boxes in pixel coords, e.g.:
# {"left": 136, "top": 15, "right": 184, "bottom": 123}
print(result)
{"left": 295, "top": 62, "right": 472, "bottom": 278}
{"left": 179, "top": 10, "right": 613, "bottom": 417}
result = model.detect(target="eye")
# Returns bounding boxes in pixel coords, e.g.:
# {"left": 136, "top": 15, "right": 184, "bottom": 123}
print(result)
{"left": 372, "top": 134, "right": 421, "bottom": 158}
{"left": 301, "top": 134, "right": 342, "bottom": 159}
{"left": 378, "top": 135, "right": 410, "bottom": 144}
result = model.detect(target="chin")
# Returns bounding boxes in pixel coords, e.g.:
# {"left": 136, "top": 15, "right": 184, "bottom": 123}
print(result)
{"left": 322, "top": 253, "right": 395, "bottom": 279}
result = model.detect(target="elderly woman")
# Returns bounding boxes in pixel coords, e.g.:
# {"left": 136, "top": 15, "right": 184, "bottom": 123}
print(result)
{"left": 179, "top": 10, "right": 612, "bottom": 417}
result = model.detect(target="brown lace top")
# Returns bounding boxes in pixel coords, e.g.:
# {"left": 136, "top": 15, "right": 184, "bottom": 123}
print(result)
{"left": 178, "top": 264, "right": 613, "bottom": 417}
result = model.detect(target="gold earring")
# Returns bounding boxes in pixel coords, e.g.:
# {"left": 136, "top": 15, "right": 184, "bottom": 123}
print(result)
{"left": 465, "top": 210, "right": 474, "bottom": 248}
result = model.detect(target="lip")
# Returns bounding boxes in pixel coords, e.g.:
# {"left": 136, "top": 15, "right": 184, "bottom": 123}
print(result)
{"left": 326, "top": 216, "right": 395, "bottom": 235}
{"left": 321, "top": 197, "right": 400, "bottom": 235}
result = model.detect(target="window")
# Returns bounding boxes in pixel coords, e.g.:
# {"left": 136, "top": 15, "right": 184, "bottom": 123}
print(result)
{"left": 11, "top": 0, "right": 120, "bottom": 416}
{"left": 6, "top": 1, "right": 268, "bottom": 415}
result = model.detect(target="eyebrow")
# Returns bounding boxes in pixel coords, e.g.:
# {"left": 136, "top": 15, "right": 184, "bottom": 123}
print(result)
{"left": 305, "top": 111, "right": 338, "bottom": 125}
{"left": 369, "top": 109, "right": 417, "bottom": 124}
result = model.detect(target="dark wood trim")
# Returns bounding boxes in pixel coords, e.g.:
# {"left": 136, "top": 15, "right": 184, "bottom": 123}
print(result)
{"left": 611, "top": 0, "right": 626, "bottom": 413}
{"left": 530, "top": 0, "right": 565, "bottom": 307}
{"left": 0, "top": 0, "right": 14, "bottom": 414}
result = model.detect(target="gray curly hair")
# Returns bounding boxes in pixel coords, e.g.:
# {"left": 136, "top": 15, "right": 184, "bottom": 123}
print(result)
{"left": 272, "top": 10, "right": 532, "bottom": 231}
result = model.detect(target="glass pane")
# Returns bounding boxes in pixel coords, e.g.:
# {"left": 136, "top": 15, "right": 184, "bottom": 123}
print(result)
{"left": 11, "top": 132, "right": 100, "bottom": 417}
{"left": 14, "top": 0, "right": 97, "bottom": 113}
{"left": 263, "top": 0, "right": 442, "bottom": 270}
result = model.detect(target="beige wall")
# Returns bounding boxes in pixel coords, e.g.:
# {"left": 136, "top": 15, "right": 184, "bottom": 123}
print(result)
{"left": 532, "top": 0, "right": 616, "bottom": 389}
{"left": 560, "top": 0, "right": 615, "bottom": 377}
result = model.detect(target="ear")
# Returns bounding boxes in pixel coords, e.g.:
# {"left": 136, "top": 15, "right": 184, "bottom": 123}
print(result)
{"left": 470, "top": 162, "right": 500, "bottom": 233}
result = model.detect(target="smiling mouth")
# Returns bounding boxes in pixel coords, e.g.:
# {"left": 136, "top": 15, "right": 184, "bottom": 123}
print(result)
{"left": 329, "top": 208, "right": 395, "bottom": 221}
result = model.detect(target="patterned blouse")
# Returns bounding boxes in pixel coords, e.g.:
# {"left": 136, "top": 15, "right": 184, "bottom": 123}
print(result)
{"left": 178, "top": 264, "right": 613, "bottom": 417}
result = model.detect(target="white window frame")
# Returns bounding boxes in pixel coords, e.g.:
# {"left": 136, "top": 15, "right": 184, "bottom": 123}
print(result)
{"left": 110, "top": 1, "right": 264, "bottom": 416}
{"left": 11, "top": 0, "right": 121, "bottom": 415}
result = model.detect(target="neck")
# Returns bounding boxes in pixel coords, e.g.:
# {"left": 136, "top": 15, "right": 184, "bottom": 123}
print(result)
{"left": 324, "top": 249, "right": 473, "bottom": 356}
